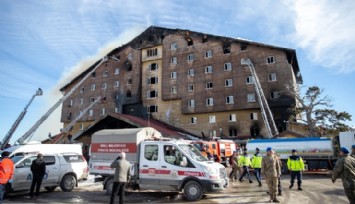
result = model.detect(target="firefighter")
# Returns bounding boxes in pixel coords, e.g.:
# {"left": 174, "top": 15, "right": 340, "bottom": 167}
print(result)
{"left": 287, "top": 149, "right": 305, "bottom": 191}
{"left": 251, "top": 147, "right": 263, "bottom": 186}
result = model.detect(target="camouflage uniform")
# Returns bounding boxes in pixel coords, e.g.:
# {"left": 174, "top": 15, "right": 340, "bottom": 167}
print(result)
{"left": 262, "top": 154, "right": 281, "bottom": 202}
{"left": 332, "top": 155, "right": 355, "bottom": 204}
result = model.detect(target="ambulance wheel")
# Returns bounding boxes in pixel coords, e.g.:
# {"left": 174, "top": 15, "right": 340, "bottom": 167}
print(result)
{"left": 183, "top": 180, "right": 203, "bottom": 201}
{"left": 60, "top": 174, "right": 76, "bottom": 192}
{"left": 105, "top": 179, "right": 114, "bottom": 195}
{"left": 45, "top": 186, "right": 57, "bottom": 192}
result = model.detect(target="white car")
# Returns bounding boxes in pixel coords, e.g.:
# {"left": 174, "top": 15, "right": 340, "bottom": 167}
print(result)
{"left": 7, "top": 153, "right": 88, "bottom": 194}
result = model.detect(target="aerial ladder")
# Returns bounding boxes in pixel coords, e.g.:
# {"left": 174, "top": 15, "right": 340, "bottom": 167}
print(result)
{"left": 51, "top": 96, "right": 105, "bottom": 144}
{"left": 241, "top": 58, "right": 279, "bottom": 138}
{"left": 1, "top": 88, "right": 43, "bottom": 150}
{"left": 15, "top": 56, "right": 109, "bottom": 145}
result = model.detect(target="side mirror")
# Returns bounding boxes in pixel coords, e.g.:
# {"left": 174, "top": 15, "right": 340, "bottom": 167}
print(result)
{"left": 16, "top": 163, "right": 25, "bottom": 168}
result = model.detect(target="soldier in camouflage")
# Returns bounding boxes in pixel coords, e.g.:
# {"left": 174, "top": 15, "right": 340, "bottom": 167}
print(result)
{"left": 351, "top": 145, "right": 355, "bottom": 158}
{"left": 332, "top": 147, "right": 355, "bottom": 204}
{"left": 262, "top": 147, "right": 281, "bottom": 203}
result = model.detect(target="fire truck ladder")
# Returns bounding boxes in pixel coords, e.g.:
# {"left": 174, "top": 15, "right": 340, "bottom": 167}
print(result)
{"left": 52, "top": 96, "right": 105, "bottom": 144}
{"left": 1, "top": 88, "right": 43, "bottom": 149}
{"left": 16, "top": 56, "right": 109, "bottom": 145}
{"left": 241, "top": 58, "right": 279, "bottom": 138}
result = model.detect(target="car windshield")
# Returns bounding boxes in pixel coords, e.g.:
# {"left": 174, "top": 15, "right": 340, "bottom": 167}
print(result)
{"left": 178, "top": 144, "right": 208, "bottom": 162}
{"left": 11, "top": 155, "right": 25, "bottom": 164}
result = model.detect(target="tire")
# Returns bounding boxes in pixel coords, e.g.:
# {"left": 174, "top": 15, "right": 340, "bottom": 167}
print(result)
{"left": 60, "top": 174, "right": 76, "bottom": 192}
{"left": 183, "top": 180, "right": 203, "bottom": 201}
{"left": 105, "top": 179, "right": 114, "bottom": 195}
{"left": 281, "top": 160, "right": 288, "bottom": 174}
{"left": 45, "top": 186, "right": 57, "bottom": 192}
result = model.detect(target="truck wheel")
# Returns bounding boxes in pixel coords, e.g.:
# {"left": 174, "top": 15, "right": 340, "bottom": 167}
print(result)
{"left": 45, "top": 186, "right": 57, "bottom": 192}
{"left": 183, "top": 180, "right": 203, "bottom": 201}
{"left": 105, "top": 179, "right": 114, "bottom": 195}
{"left": 60, "top": 175, "right": 76, "bottom": 192}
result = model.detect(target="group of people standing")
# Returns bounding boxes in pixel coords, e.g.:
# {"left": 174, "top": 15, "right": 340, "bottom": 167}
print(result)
{"left": 229, "top": 147, "right": 305, "bottom": 203}
{"left": 228, "top": 145, "right": 355, "bottom": 203}
{"left": 0, "top": 151, "right": 46, "bottom": 203}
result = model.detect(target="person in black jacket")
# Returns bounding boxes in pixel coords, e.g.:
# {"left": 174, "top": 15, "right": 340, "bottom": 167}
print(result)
{"left": 29, "top": 153, "right": 46, "bottom": 198}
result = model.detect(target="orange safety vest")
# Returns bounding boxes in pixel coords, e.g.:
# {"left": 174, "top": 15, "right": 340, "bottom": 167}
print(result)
{"left": 0, "top": 157, "right": 14, "bottom": 184}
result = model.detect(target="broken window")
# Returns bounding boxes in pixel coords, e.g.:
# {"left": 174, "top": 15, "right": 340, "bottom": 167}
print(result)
{"left": 92, "top": 72, "right": 96, "bottom": 78}
{"left": 67, "top": 112, "right": 72, "bottom": 120}
{"left": 147, "top": 77, "right": 158, "bottom": 85}
{"left": 147, "top": 90, "right": 158, "bottom": 99}
{"left": 126, "top": 90, "right": 132, "bottom": 98}
{"left": 202, "top": 35, "right": 208, "bottom": 43}
{"left": 240, "top": 43, "right": 248, "bottom": 51}
{"left": 127, "top": 79, "right": 132, "bottom": 85}
{"left": 223, "top": 43, "right": 231, "bottom": 54}
{"left": 126, "top": 62, "right": 132, "bottom": 71}
{"left": 186, "top": 37, "right": 193, "bottom": 46}
{"left": 148, "top": 63, "right": 158, "bottom": 71}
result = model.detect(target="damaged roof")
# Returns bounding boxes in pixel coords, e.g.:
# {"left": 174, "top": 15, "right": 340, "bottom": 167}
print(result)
{"left": 60, "top": 25, "right": 302, "bottom": 91}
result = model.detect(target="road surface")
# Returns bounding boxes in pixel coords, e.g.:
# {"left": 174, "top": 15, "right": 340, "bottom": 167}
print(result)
{"left": 3, "top": 173, "right": 349, "bottom": 203}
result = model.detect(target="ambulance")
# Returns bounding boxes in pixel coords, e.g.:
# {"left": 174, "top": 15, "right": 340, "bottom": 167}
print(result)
{"left": 89, "top": 127, "right": 228, "bottom": 201}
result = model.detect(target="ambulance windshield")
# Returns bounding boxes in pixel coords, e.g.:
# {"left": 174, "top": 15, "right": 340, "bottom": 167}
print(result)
{"left": 179, "top": 144, "right": 209, "bottom": 162}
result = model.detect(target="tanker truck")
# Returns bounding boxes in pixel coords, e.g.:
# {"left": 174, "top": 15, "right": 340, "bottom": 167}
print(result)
{"left": 89, "top": 127, "right": 228, "bottom": 201}
{"left": 246, "top": 137, "right": 337, "bottom": 173}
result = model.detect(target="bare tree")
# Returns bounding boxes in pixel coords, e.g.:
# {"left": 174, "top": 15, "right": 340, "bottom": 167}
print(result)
{"left": 285, "top": 84, "right": 351, "bottom": 136}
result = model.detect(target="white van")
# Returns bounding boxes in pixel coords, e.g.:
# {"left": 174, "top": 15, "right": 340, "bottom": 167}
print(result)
{"left": 6, "top": 152, "right": 88, "bottom": 194}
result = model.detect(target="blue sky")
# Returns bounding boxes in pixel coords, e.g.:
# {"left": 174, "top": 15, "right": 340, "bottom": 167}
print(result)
{"left": 1, "top": 0, "right": 354, "bottom": 144}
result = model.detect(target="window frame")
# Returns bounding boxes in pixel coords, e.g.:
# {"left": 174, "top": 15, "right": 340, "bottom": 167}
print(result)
{"left": 206, "top": 98, "right": 214, "bottom": 106}
{"left": 224, "top": 62, "right": 232, "bottom": 71}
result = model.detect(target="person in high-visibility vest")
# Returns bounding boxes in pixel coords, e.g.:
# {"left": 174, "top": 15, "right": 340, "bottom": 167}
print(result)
{"left": 287, "top": 149, "right": 305, "bottom": 191}
{"left": 239, "top": 151, "right": 253, "bottom": 183}
{"left": 251, "top": 147, "right": 263, "bottom": 186}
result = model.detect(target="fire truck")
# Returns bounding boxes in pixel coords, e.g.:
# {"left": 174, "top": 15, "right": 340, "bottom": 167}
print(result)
{"left": 190, "top": 138, "right": 237, "bottom": 167}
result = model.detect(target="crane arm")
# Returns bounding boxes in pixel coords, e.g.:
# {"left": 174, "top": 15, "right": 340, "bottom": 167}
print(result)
{"left": 16, "top": 56, "right": 108, "bottom": 145}
{"left": 1, "top": 88, "right": 42, "bottom": 149}
{"left": 52, "top": 96, "right": 105, "bottom": 144}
